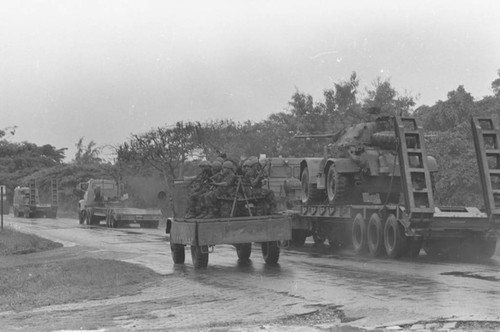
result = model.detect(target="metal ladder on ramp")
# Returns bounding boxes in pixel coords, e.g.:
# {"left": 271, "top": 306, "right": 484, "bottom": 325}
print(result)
{"left": 51, "top": 178, "right": 59, "bottom": 206}
{"left": 394, "top": 116, "right": 435, "bottom": 219}
{"left": 29, "top": 180, "right": 37, "bottom": 206}
{"left": 471, "top": 116, "right": 500, "bottom": 220}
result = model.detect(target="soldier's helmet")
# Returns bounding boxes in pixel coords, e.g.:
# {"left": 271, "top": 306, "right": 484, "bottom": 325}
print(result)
{"left": 222, "top": 160, "right": 236, "bottom": 172}
{"left": 212, "top": 160, "right": 222, "bottom": 171}
{"left": 199, "top": 160, "right": 212, "bottom": 168}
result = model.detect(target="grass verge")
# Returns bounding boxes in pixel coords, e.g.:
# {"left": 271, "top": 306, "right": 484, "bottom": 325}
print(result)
{"left": 0, "top": 226, "right": 62, "bottom": 255}
{"left": 0, "top": 227, "right": 162, "bottom": 312}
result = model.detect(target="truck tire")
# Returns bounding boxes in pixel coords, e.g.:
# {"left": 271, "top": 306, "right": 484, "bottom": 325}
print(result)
{"left": 261, "top": 241, "right": 280, "bottom": 264}
{"left": 171, "top": 243, "right": 185, "bottom": 264}
{"left": 351, "top": 213, "right": 367, "bottom": 255}
{"left": 367, "top": 213, "right": 385, "bottom": 257}
{"left": 326, "top": 167, "right": 348, "bottom": 205}
{"left": 301, "top": 167, "right": 326, "bottom": 205}
{"left": 383, "top": 214, "right": 407, "bottom": 258}
{"left": 236, "top": 243, "right": 252, "bottom": 260}
{"left": 191, "top": 245, "right": 209, "bottom": 268}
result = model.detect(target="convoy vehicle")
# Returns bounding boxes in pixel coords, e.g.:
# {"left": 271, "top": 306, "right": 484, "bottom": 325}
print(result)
{"left": 13, "top": 179, "right": 58, "bottom": 218}
{"left": 167, "top": 174, "right": 292, "bottom": 268}
{"left": 266, "top": 116, "right": 499, "bottom": 259}
{"left": 78, "top": 178, "right": 162, "bottom": 228}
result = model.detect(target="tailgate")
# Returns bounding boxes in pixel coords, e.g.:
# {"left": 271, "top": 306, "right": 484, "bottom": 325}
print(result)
{"left": 171, "top": 215, "right": 292, "bottom": 246}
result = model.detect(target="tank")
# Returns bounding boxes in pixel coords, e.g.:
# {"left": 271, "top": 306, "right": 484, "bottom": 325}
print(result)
{"left": 297, "top": 116, "right": 438, "bottom": 206}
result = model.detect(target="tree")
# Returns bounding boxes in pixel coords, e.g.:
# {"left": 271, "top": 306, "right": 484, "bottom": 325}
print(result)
{"left": 414, "top": 85, "right": 476, "bottom": 131}
{"left": 73, "top": 138, "right": 102, "bottom": 165}
{"left": 363, "top": 77, "right": 416, "bottom": 119}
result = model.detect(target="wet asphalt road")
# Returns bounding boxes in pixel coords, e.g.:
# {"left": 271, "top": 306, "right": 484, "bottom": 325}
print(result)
{"left": 4, "top": 214, "right": 500, "bottom": 330}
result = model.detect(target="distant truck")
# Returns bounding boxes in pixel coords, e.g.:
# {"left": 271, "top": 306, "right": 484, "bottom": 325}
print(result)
{"left": 77, "top": 178, "right": 162, "bottom": 228}
{"left": 13, "top": 179, "right": 58, "bottom": 218}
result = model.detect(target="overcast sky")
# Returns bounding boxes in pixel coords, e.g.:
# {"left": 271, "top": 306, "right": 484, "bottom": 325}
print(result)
{"left": 1, "top": 0, "right": 499, "bottom": 161}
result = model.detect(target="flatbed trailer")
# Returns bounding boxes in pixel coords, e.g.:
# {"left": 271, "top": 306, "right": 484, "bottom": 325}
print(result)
{"left": 289, "top": 116, "right": 499, "bottom": 259}
{"left": 167, "top": 177, "right": 292, "bottom": 268}
{"left": 78, "top": 179, "right": 162, "bottom": 228}
{"left": 13, "top": 179, "right": 58, "bottom": 219}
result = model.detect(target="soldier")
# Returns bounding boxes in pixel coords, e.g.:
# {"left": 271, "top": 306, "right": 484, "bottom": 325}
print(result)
{"left": 185, "top": 160, "right": 213, "bottom": 219}
{"left": 202, "top": 161, "right": 237, "bottom": 218}
{"left": 243, "top": 157, "right": 277, "bottom": 214}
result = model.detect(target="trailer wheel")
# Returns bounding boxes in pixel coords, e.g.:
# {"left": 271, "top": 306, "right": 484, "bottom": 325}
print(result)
{"left": 236, "top": 243, "right": 252, "bottom": 260}
{"left": 191, "top": 245, "right": 209, "bottom": 268}
{"left": 171, "top": 243, "right": 185, "bottom": 264}
{"left": 326, "top": 167, "right": 347, "bottom": 205}
{"left": 301, "top": 167, "right": 326, "bottom": 205}
{"left": 367, "top": 213, "right": 385, "bottom": 257}
{"left": 261, "top": 241, "right": 280, "bottom": 264}
{"left": 352, "top": 213, "right": 367, "bottom": 254}
{"left": 384, "top": 214, "right": 407, "bottom": 258}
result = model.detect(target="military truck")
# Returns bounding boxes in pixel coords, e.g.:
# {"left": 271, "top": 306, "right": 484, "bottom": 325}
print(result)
{"left": 167, "top": 171, "right": 292, "bottom": 268}
{"left": 267, "top": 116, "right": 498, "bottom": 259}
{"left": 78, "top": 178, "right": 162, "bottom": 228}
{"left": 13, "top": 179, "right": 58, "bottom": 218}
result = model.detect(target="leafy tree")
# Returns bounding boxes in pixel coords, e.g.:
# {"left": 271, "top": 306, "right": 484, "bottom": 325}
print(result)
{"left": 414, "top": 85, "right": 476, "bottom": 131}
{"left": 73, "top": 137, "right": 102, "bottom": 165}
{"left": 363, "top": 77, "right": 416, "bottom": 119}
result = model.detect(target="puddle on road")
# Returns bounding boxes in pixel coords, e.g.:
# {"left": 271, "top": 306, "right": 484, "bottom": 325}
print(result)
{"left": 441, "top": 271, "right": 500, "bottom": 281}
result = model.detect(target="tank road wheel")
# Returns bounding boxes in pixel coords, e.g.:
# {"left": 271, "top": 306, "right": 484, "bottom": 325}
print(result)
{"left": 236, "top": 243, "right": 252, "bottom": 261}
{"left": 191, "top": 245, "right": 209, "bottom": 268}
{"left": 261, "top": 241, "right": 280, "bottom": 265}
{"left": 301, "top": 167, "right": 326, "bottom": 205}
{"left": 351, "top": 213, "right": 367, "bottom": 255}
{"left": 171, "top": 243, "right": 185, "bottom": 264}
{"left": 326, "top": 167, "right": 348, "bottom": 205}
{"left": 383, "top": 214, "right": 407, "bottom": 258}
{"left": 367, "top": 213, "right": 385, "bottom": 257}
{"left": 79, "top": 210, "right": 86, "bottom": 225}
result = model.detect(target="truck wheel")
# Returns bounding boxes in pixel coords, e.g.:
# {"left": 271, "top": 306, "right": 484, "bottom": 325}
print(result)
{"left": 326, "top": 167, "right": 347, "bottom": 205}
{"left": 384, "top": 214, "right": 407, "bottom": 258}
{"left": 351, "top": 213, "right": 367, "bottom": 255}
{"left": 261, "top": 241, "right": 280, "bottom": 264}
{"left": 291, "top": 229, "right": 307, "bottom": 247}
{"left": 191, "top": 245, "right": 209, "bottom": 268}
{"left": 236, "top": 243, "right": 252, "bottom": 260}
{"left": 79, "top": 211, "right": 86, "bottom": 225}
{"left": 171, "top": 243, "right": 185, "bottom": 264}
{"left": 301, "top": 167, "right": 326, "bottom": 205}
{"left": 367, "top": 213, "right": 385, "bottom": 257}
